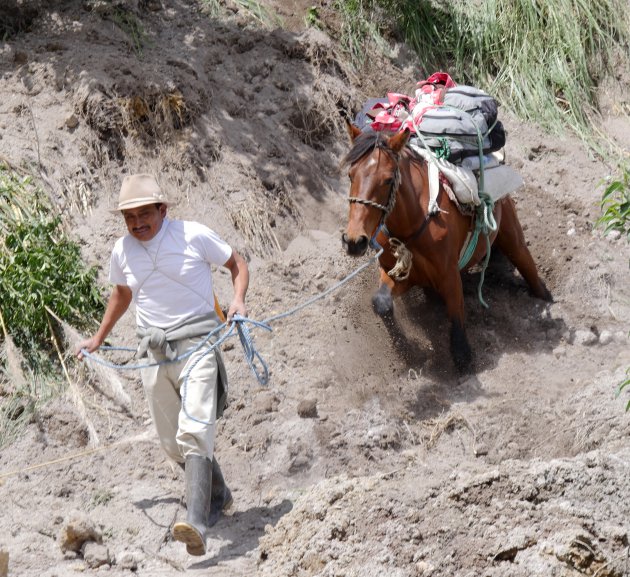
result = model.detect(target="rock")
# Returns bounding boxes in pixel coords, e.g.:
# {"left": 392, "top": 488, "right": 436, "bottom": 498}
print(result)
{"left": 297, "top": 398, "right": 318, "bottom": 418}
{"left": 82, "top": 542, "right": 110, "bottom": 568}
{"left": 598, "top": 330, "right": 613, "bottom": 345}
{"left": 254, "top": 392, "right": 280, "bottom": 414}
{"left": 116, "top": 550, "right": 142, "bottom": 570}
{"left": 416, "top": 560, "right": 435, "bottom": 574}
{"left": 573, "top": 330, "right": 598, "bottom": 346}
{"left": 65, "top": 114, "right": 79, "bottom": 129}
{"left": 607, "top": 230, "right": 621, "bottom": 241}
{"left": 13, "top": 51, "right": 28, "bottom": 65}
{"left": 474, "top": 443, "right": 489, "bottom": 457}
{"left": 365, "top": 424, "right": 398, "bottom": 448}
{"left": 288, "top": 453, "right": 312, "bottom": 473}
{"left": 59, "top": 511, "right": 102, "bottom": 553}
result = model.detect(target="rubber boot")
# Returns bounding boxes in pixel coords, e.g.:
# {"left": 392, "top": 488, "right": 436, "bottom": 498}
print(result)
{"left": 172, "top": 455, "right": 212, "bottom": 556}
{"left": 208, "top": 457, "right": 233, "bottom": 528}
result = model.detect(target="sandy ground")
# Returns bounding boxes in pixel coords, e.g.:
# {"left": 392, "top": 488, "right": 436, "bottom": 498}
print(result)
{"left": 1, "top": 1, "right": 629, "bottom": 576}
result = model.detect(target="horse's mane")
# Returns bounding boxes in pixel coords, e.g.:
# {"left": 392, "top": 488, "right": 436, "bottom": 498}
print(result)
{"left": 341, "top": 129, "right": 390, "bottom": 166}
{"left": 342, "top": 129, "right": 419, "bottom": 167}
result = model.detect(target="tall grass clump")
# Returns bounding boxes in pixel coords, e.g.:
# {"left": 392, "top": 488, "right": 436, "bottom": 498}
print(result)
{"left": 111, "top": 7, "right": 150, "bottom": 57}
{"left": 335, "top": 0, "right": 630, "bottom": 148}
{"left": 199, "top": 0, "right": 281, "bottom": 28}
{"left": 333, "top": 0, "right": 395, "bottom": 67}
{"left": 0, "top": 165, "right": 105, "bottom": 447}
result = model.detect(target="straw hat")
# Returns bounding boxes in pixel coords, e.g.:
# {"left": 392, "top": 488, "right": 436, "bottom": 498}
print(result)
{"left": 111, "top": 174, "right": 173, "bottom": 212}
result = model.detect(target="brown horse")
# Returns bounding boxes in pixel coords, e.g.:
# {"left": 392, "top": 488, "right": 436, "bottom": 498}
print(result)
{"left": 341, "top": 122, "right": 551, "bottom": 372}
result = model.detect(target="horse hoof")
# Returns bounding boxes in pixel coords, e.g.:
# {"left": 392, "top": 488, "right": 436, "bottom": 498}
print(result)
{"left": 541, "top": 287, "right": 553, "bottom": 302}
{"left": 372, "top": 293, "right": 393, "bottom": 316}
{"left": 454, "top": 355, "right": 474, "bottom": 375}
{"left": 450, "top": 323, "right": 473, "bottom": 374}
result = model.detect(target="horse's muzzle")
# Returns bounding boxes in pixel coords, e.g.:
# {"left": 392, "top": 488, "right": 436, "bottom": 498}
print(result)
{"left": 341, "top": 233, "right": 369, "bottom": 257}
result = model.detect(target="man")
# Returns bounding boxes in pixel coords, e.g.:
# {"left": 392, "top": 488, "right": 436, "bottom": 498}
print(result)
{"left": 77, "top": 173, "right": 249, "bottom": 556}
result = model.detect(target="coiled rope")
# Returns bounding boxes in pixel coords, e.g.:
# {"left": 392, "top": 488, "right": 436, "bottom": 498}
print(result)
{"left": 81, "top": 246, "right": 384, "bottom": 425}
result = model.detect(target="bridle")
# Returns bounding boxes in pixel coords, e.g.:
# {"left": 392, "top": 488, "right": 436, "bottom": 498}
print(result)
{"left": 346, "top": 146, "right": 401, "bottom": 223}
{"left": 346, "top": 142, "right": 437, "bottom": 252}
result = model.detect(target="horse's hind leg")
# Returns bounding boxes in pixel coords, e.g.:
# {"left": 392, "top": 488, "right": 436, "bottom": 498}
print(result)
{"left": 438, "top": 269, "right": 473, "bottom": 373}
{"left": 495, "top": 197, "right": 552, "bottom": 301}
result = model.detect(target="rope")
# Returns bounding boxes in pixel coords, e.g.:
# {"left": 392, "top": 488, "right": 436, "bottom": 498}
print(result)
{"left": 347, "top": 196, "right": 389, "bottom": 213}
{"left": 455, "top": 116, "right": 497, "bottom": 308}
{"left": 410, "top": 103, "right": 498, "bottom": 307}
{"left": 81, "top": 246, "right": 384, "bottom": 425}
{"left": 233, "top": 315, "right": 272, "bottom": 385}
{"left": 0, "top": 433, "right": 153, "bottom": 481}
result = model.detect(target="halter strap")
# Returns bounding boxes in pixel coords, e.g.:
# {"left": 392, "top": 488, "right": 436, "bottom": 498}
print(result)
{"left": 347, "top": 195, "right": 390, "bottom": 213}
{"left": 347, "top": 154, "right": 400, "bottom": 229}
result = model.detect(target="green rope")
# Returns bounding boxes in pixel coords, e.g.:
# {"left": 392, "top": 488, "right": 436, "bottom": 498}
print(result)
{"left": 434, "top": 137, "right": 450, "bottom": 159}
{"left": 456, "top": 112, "right": 497, "bottom": 308}
{"left": 409, "top": 101, "right": 499, "bottom": 307}
{"left": 458, "top": 191, "right": 495, "bottom": 308}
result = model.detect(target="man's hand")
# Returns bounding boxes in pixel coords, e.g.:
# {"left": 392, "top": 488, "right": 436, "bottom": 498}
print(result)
{"left": 75, "top": 336, "right": 103, "bottom": 360}
{"left": 226, "top": 299, "right": 247, "bottom": 322}
{"left": 75, "top": 284, "right": 132, "bottom": 360}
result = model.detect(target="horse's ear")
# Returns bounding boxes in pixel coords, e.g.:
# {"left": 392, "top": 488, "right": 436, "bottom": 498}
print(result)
{"left": 345, "top": 118, "right": 363, "bottom": 143}
{"left": 389, "top": 128, "right": 411, "bottom": 153}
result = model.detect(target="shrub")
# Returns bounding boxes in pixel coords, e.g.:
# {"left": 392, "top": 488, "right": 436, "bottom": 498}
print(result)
{"left": 0, "top": 165, "right": 105, "bottom": 446}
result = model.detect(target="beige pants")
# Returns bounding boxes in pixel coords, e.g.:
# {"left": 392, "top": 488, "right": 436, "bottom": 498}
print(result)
{"left": 141, "top": 335, "right": 219, "bottom": 463}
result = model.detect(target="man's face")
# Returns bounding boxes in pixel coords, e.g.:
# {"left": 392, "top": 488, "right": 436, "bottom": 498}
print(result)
{"left": 122, "top": 203, "right": 166, "bottom": 241}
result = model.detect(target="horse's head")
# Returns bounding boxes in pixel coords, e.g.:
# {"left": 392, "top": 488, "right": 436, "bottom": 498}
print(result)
{"left": 341, "top": 121, "right": 410, "bottom": 256}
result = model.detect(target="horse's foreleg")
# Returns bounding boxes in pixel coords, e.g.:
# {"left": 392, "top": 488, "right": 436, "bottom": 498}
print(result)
{"left": 439, "top": 270, "right": 473, "bottom": 373}
{"left": 495, "top": 198, "right": 552, "bottom": 301}
{"left": 372, "top": 268, "right": 397, "bottom": 316}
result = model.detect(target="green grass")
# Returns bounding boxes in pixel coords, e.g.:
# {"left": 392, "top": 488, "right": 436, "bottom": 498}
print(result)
{"left": 335, "top": 0, "right": 630, "bottom": 151}
{"left": 334, "top": 0, "right": 394, "bottom": 66}
{"left": 199, "top": 0, "right": 282, "bottom": 28}
{"left": 111, "top": 7, "right": 150, "bottom": 57}
{"left": 618, "top": 368, "right": 630, "bottom": 411}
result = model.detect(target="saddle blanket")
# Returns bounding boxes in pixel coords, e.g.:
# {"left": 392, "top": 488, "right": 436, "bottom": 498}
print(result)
{"left": 408, "top": 142, "right": 524, "bottom": 209}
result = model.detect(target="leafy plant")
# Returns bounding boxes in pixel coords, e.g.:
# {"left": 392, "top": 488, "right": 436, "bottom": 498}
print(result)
{"left": 305, "top": 6, "right": 322, "bottom": 29}
{"left": 597, "top": 165, "right": 630, "bottom": 240}
{"left": 0, "top": 165, "right": 105, "bottom": 447}
{"left": 617, "top": 367, "right": 630, "bottom": 411}
{"left": 1, "top": 217, "right": 104, "bottom": 354}
{"left": 597, "top": 166, "right": 630, "bottom": 411}
{"left": 89, "top": 488, "right": 115, "bottom": 508}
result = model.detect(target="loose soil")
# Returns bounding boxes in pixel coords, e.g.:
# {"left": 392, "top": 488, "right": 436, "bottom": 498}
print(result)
{"left": 1, "top": 1, "right": 629, "bottom": 576}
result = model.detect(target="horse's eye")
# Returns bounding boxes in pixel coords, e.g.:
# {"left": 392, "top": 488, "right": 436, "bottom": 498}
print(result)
{"left": 384, "top": 178, "right": 394, "bottom": 186}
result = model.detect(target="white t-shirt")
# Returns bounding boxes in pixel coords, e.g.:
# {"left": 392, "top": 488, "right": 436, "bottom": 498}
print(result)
{"left": 109, "top": 219, "right": 232, "bottom": 329}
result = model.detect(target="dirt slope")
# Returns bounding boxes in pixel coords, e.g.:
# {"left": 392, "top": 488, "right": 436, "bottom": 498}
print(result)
{"left": 1, "top": 1, "right": 629, "bottom": 576}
